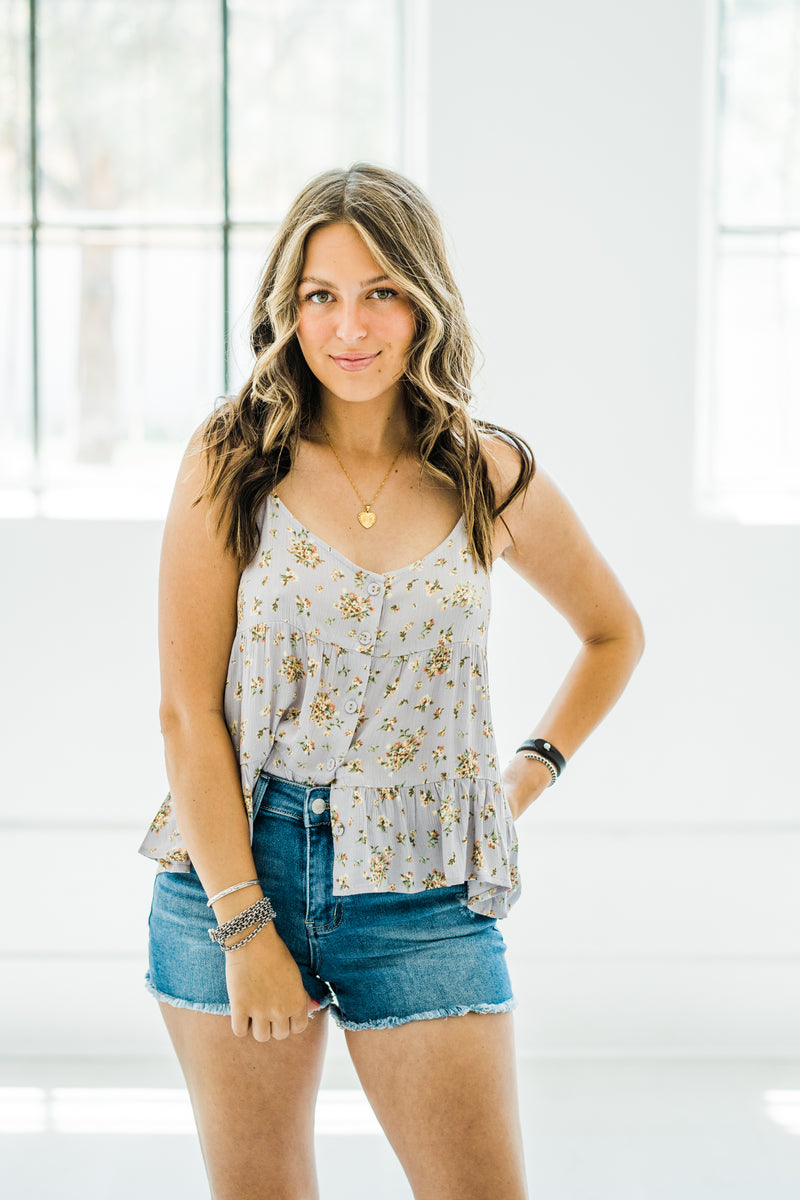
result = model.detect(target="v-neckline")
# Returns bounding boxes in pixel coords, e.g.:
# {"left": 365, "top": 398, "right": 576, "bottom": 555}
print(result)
{"left": 270, "top": 492, "right": 466, "bottom": 578}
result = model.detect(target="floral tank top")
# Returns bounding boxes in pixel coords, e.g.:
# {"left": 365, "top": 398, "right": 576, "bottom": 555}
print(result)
{"left": 138, "top": 491, "right": 521, "bottom": 918}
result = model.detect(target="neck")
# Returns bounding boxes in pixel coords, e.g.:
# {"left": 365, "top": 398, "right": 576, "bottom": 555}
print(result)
{"left": 313, "top": 397, "right": 412, "bottom": 458}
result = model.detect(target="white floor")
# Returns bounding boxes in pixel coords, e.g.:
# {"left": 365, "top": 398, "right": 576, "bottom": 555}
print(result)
{"left": 2, "top": 1049, "right": 799, "bottom": 1199}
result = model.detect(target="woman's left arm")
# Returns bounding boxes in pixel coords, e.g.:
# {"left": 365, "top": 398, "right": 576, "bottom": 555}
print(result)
{"left": 484, "top": 438, "right": 646, "bottom": 819}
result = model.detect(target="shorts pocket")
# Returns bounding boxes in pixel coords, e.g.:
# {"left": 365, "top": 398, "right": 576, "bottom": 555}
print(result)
{"left": 251, "top": 769, "right": 270, "bottom": 819}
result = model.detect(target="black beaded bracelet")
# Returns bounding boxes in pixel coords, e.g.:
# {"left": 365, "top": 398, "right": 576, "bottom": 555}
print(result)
{"left": 515, "top": 738, "right": 567, "bottom": 777}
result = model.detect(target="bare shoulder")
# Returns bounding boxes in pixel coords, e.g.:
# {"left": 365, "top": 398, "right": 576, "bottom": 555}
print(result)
{"left": 158, "top": 423, "right": 242, "bottom": 715}
{"left": 164, "top": 416, "right": 244, "bottom": 573}
{"left": 478, "top": 429, "right": 535, "bottom": 559}
{"left": 479, "top": 431, "right": 529, "bottom": 500}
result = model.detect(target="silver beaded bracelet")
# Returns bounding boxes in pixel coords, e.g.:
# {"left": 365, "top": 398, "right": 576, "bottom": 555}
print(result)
{"left": 208, "top": 895, "right": 277, "bottom": 953}
{"left": 521, "top": 752, "right": 558, "bottom": 786}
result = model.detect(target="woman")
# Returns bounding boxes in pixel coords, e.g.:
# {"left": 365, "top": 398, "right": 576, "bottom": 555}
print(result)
{"left": 140, "top": 162, "right": 644, "bottom": 1200}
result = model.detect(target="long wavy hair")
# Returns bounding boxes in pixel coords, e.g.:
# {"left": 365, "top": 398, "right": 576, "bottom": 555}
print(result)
{"left": 195, "top": 162, "right": 535, "bottom": 574}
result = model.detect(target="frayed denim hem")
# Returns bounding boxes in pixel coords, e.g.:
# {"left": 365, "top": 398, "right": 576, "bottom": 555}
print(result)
{"left": 144, "top": 973, "right": 335, "bottom": 1019}
{"left": 144, "top": 974, "right": 232, "bottom": 1015}
{"left": 329, "top": 996, "right": 518, "bottom": 1032}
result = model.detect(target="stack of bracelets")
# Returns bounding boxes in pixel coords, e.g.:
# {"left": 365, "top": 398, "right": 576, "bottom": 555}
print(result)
{"left": 515, "top": 737, "right": 567, "bottom": 787}
{"left": 205, "top": 880, "right": 277, "bottom": 953}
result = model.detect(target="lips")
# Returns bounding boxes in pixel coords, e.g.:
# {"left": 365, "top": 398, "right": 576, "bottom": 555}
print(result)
{"left": 331, "top": 353, "right": 379, "bottom": 372}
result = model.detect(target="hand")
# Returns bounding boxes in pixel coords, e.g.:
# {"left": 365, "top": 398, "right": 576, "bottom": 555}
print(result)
{"left": 502, "top": 754, "right": 554, "bottom": 820}
{"left": 225, "top": 921, "right": 321, "bottom": 1041}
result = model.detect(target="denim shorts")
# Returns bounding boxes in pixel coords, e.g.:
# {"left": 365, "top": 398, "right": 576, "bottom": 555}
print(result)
{"left": 146, "top": 771, "right": 517, "bottom": 1031}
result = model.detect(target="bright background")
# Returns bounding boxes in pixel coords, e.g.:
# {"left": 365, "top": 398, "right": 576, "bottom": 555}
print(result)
{"left": 1, "top": 2, "right": 798, "bottom": 1196}
{"left": 2, "top": 0, "right": 798, "bottom": 1059}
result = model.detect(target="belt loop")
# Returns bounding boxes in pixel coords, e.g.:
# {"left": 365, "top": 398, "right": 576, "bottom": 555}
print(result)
{"left": 251, "top": 768, "right": 269, "bottom": 821}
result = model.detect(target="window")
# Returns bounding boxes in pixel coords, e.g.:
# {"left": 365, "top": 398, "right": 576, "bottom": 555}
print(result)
{"left": 0, "top": 0, "right": 424, "bottom": 517}
{"left": 697, "top": 0, "right": 800, "bottom": 523}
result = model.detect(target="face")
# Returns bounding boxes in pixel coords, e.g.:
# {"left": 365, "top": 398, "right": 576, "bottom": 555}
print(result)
{"left": 295, "top": 222, "right": 416, "bottom": 409}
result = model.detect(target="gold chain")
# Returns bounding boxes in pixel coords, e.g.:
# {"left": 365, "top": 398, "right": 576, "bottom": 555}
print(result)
{"left": 319, "top": 424, "right": 406, "bottom": 529}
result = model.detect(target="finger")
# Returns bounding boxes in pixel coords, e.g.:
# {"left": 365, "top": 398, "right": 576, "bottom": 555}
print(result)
{"left": 290, "top": 1012, "right": 309, "bottom": 1035}
{"left": 250, "top": 1015, "right": 272, "bottom": 1043}
{"left": 230, "top": 1010, "right": 251, "bottom": 1038}
{"left": 270, "top": 1020, "right": 291, "bottom": 1041}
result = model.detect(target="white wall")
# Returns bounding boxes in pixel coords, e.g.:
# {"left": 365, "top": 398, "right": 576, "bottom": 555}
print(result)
{"left": 1, "top": 0, "right": 797, "bottom": 1058}
{"left": 424, "top": 0, "right": 800, "bottom": 1053}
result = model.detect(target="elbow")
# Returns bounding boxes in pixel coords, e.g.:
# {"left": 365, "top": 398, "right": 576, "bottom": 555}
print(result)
{"left": 584, "top": 607, "right": 645, "bottom": 664}
{"left": 629, "top": 610, "right": 646, "bottom": 665}
{"left": 158, "top": 698, "right": 225, "bottom": 741}
{"left": 158, "top": 702, "right": 182, "bottom": 739}
{"left": 158, "top": 702, "right": 189, "bottom": 748}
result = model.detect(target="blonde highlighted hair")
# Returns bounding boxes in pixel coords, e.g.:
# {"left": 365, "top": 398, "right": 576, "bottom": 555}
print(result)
{"left": 196, "top": 162, "right": 534, "bottom": 573}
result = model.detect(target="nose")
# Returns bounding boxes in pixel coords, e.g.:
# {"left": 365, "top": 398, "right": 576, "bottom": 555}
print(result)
{"left": 335, "top": 300, "right": 368, "bottom": 344}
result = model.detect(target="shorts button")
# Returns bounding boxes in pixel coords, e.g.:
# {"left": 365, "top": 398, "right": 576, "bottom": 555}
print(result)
{"left": 368, "top": 582, "right": 383, "bottom": 595}
{"left": 325, "top": 756, "right": 337, "bottom": 771}
{"left": 344, "top": 699, "right": 358, "bottom": 714}
{"left": 311, "top": 797, "right": 328, "bottom": 815}
{"left": 357, "top": 631, "right": 370, "bottom": 644}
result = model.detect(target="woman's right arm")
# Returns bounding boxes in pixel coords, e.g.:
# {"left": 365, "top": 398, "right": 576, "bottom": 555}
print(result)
{"left": 158, "top": 430, "right": 319, "bottom": 1041}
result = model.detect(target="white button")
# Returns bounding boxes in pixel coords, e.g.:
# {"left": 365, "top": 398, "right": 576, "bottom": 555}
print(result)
{"left": 357, "top": 631, "right": 370, "bottom": 644}
{"left": 325, "top": 757, "right": 337, "bottom": 771}
{"left": 311, "top": 797, "right": 328, "bottom": 814}
{"left": 368, "top": 582, "right": 382, "bottom": 595}
{"left": 344, "top": 699, "right": 358, "bottom": 714}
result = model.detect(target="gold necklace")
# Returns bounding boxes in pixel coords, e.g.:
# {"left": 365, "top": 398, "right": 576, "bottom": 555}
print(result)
{"left": 319, "top": 425, "right": 406, "bottom": 529}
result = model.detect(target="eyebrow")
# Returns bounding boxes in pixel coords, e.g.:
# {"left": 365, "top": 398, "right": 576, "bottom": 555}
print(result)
{"left": 298, "top": 275, "right": 392, "bottom": 289}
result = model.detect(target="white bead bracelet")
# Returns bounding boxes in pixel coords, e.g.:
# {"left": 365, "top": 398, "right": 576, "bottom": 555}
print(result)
{"left": 521, "top": 752, "right": 558, "bottom": 787}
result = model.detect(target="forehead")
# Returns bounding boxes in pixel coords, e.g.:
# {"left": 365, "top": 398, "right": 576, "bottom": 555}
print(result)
{"left": 301, "top": 222, "right": 380, "bottom": 278}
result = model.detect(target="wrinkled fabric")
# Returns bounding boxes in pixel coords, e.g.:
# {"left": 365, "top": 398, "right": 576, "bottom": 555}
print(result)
{"left": 139, "top": 492, "right": 521, "bottom": 917}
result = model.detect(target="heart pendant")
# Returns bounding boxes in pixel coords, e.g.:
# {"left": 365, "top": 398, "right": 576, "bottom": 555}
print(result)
{"left": 358, "top": 510, "right": 377, "bottom": 529}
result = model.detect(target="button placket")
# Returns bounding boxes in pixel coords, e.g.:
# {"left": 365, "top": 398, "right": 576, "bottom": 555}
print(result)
{"left": 335, "top": 574, "right": 379, "bottom": 772}
{"left": 353, "top": 578, "right": 383, "bottom": 653}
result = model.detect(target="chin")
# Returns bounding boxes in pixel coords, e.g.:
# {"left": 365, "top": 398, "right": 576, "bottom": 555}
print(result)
{"left": 319, "top": 376, "right": 403, "bottom": 405}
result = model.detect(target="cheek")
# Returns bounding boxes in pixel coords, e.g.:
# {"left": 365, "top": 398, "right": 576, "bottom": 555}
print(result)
{"left": 383, "top": 309, "right": 416, "bottom": 350}
{"left": 296, "top": 312, "right": 327, "bottom": 352}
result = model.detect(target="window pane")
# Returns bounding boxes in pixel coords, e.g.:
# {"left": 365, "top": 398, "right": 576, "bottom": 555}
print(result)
{"left": 229, "top": 0, "right": 399, "bottom": 221}
{"left": 38, "top": 0, "right": 222, "bottom": 221}
{"left": 720, "top": 0, "right": 800, "bottom": 227}
{"left": 0, "top": 234, "right": 33, "bottom": 486}
{"left": 711, "top": 233, "right": 800, "bottom": 509}
{"left": 0, "top": 0, "right": 30, "bottom": 218}
{"left": 228, "top": 224, "right": 277, "bottom": 391}
{"left": 38, "top": 228, "right": 223, "bottom": 489}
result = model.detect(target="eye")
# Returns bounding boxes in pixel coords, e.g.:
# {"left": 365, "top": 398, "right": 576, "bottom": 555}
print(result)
{"left": 303, "top": 290, "right": 333, "bottom": 304}
{"left": 369, "top": 288, "right": 398, "bottom": 301}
